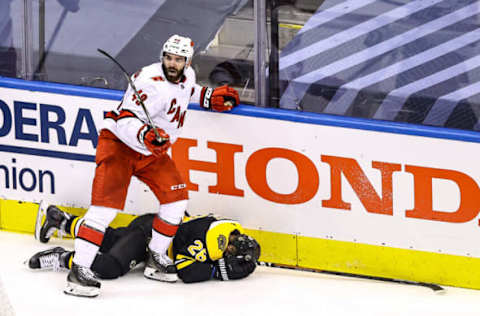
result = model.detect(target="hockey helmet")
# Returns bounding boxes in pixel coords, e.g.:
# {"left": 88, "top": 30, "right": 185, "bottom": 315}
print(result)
{"left": 229, "top": 233, "right": 261, "bottom": 262}
{"left": 161, "top": 34, "right": 194, "bottom": 66}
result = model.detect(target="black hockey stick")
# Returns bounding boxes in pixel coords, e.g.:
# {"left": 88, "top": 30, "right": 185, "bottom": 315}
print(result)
{"left": 97, "top": 49, "right": 167, "bottom": 143}
{"left": 258, "top": 262, "right": 445, "bottom": 293}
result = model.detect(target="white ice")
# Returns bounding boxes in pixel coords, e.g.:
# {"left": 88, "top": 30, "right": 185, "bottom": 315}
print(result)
{"left": 1, "top": 230, "right": 480, "bottom": 316}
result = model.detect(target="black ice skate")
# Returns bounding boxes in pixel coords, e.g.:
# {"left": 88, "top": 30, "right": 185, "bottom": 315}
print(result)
{"left": 64, "top": 263, "right": 101, "bottom": 298}
{"left": 144, "top": 248, "right": 178, "bottom": 283}
{"left": 25, "top": 247, "right": 71, "bottom": 271}
{"left": 35, "top": 201, "right": 71, "bottom": 243}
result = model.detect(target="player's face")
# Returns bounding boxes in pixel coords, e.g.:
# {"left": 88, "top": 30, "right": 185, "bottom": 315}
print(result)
{"left": 162, "top": 53, "right": 186, "bottom": 83}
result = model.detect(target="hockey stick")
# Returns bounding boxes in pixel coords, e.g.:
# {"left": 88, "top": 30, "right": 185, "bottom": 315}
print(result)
{"left": 258, "top": 262, "right": 445, "bottom": 293}
{"left": 97, "top": 49, "right": 167, "bottom": 143}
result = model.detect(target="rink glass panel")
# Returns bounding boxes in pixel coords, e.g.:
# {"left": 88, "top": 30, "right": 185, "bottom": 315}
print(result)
{"left": 5, "top": 0, "right": 480, "bottom": 131}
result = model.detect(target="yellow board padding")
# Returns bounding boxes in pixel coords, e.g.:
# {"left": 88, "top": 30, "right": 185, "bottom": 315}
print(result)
{"left": 244, "top": 228, "right": 297, "bottom": 266}
{"left": 3, "top": 198, "right": 480, "bottom": 289}
{"left": 298, "top": 235, "right": 480, "bottom": 290}
{"left": 0, "top": 200, "right": 39, "bottom": 233}
{"left": 0, "top": 199, "right": 136, "bottom": 234}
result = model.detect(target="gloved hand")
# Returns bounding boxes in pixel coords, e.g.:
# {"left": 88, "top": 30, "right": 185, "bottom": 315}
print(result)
{"left": 138, "top": 125, "right": 171, "bottom": 157}
{"left": 200, "top": 85, "right": 240, "bottom": 112}
{"left": 214, "top": 256, "right": 256, "bottom": 281}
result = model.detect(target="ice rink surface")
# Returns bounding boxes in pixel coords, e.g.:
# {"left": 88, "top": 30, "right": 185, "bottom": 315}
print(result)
{"left": 1, "top": 230, "right": 480, "bottom": 316}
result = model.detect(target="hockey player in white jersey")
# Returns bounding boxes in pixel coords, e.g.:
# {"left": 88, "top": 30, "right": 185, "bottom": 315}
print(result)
{"left": 65, "top": 34, "right": 240, "bottom": 298}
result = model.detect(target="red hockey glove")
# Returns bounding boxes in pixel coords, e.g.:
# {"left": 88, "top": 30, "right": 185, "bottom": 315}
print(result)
{"left": 200, "top": 85, "right": 240, "bottom": 112}
{"left": 138, "top": 124, "right": 171, "bottom": 157}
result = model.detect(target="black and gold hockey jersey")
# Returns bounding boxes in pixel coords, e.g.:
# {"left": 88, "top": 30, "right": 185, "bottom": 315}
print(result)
{"left": 97, "top": 213, "right": 245, "bottom": 282}
{"left": 172, "top": 215, "right": 244, "bottom": 283}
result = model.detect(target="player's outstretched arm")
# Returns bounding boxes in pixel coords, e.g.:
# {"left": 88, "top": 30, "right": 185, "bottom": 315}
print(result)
{"left": 196, "top": 84, "right": 240, "bottom": 112}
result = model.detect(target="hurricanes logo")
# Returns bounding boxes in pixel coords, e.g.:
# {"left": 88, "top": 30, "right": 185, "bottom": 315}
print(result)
{"left": 217, "top": 234, "right": 227, "bottom": 251}
{"left": 129, "top": 260, "right": 137, "bottom": 269}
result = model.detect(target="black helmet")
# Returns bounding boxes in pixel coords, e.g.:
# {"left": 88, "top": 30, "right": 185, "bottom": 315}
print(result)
{"left": 229, "top": 234, "right": 261, "bottom": 262}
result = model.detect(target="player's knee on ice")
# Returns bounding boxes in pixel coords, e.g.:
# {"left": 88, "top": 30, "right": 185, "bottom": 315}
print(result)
{"left": 93, "top": 227, "right": 149, "bottom": 279}
{"left": 92, "top": 254, "right": 124, "bottom": 279}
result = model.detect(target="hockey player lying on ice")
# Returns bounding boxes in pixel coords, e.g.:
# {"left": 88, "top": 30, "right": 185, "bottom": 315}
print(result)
{"left": 27, "top": 204, "right": 260, "bottom": 291}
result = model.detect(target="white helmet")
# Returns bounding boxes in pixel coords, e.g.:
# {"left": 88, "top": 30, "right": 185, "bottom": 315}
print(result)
{"left": 161, "top": 34, "right": 194, "bottom": 66}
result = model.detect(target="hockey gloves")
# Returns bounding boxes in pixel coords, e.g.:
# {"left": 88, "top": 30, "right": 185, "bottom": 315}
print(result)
{"left": 214, "top": 256, "right": 256, "bottom": 281}
{"left": 200, "top": 85, "right": 240, "bottom": 112}
{"left": 138, "top": 124, "right": 171, "bottom": 157}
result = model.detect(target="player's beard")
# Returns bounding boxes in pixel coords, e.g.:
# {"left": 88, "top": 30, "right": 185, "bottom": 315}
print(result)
{"left": 162, "top": 64, "right": 185, "bottom": 83}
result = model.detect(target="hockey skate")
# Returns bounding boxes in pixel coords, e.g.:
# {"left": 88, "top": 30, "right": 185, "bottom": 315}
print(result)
{"left": 35, "top": 201, "right": 71, "bottom": 243}
{"left": 64, "top": 263, "right": 100, "bottom": 298}
{"left": 25, "top": 247, "right": 71, "bottom": 271}
{"left": 144, "top": 248, "right": 178, "bottom": 283}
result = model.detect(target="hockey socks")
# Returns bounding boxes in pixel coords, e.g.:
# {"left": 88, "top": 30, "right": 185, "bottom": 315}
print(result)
{"left": 150, "top": 216, "right": 178, "bottom": 254}
{"left": 65, "top": 216, "right": 84, "bottom": 238}
{"left": 149, "top": 200, "right": 187, "bottom": 254}
{"left": 72, "top": 206, "right": 117, "bottom": 268}
{"left": 74, "top": 224, "right": 105, "bottom": 268}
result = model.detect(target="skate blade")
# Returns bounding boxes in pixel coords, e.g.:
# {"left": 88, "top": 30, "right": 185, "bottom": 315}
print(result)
{"left": 64, "top": 281, "right": 100, "bottom": 298}
{"left": 34, "top": 200, "right": 48, "bottom": 241}
{"left": 144, "top": 266, "right": 178, "bottom": 283}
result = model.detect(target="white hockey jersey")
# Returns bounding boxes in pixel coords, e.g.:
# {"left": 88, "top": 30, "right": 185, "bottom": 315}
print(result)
{"left": 103, "top": 62, "right": 202, "bottom": 156}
